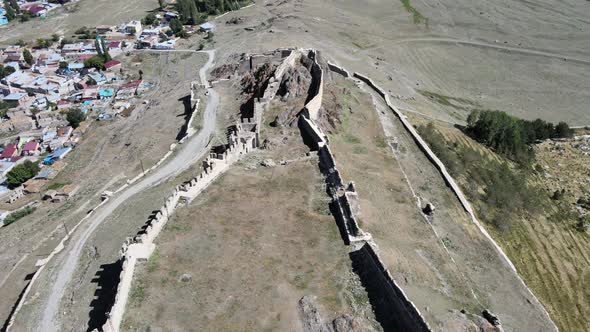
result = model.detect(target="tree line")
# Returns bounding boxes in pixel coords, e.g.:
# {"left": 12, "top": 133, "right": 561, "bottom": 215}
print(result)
{"left": 466, "top": 110, "right": 574, "bottom": 164}
{"left": 174, "top": 0, "right": 250, "bottom": 25}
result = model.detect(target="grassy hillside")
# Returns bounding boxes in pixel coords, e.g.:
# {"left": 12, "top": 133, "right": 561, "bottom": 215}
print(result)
{"left": 416, "top": 121, "right": 590, "bottom": 331}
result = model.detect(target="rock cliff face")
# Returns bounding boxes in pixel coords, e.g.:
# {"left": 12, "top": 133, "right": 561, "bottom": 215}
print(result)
{"left": 278, "top": 66, "right": 312, "bottom": 100}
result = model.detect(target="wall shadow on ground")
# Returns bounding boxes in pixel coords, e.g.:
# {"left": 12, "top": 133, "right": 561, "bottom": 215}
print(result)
{"left": 175, "top": 95, "right": 193, "bottom": 141}
{"left": 87, "top": 260, "right": 123, "bottom": 332}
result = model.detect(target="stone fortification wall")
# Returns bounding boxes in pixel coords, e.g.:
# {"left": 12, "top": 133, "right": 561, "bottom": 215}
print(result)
{"left": 102, "top": 129, "right": 253, "bottom": 332}
{"left": 327, "top": 62, "right": 350, "bottom": 78}
{"left": 350, "top": 71, "right": 557, "bottom": 331}
{"left": 296, "top": 60, "right": 432, "bottom": 331}
{"left": 303, "top": 50, "right": 324, "bottom": 121}
{"left": 350, "top": 243, "right": 432, "bottom": 332}
{"left": 298, "top": 115, "right": 328, "bottom": 151}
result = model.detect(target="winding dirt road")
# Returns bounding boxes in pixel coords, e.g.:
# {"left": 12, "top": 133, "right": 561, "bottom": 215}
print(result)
{"left": 33, "top": 50, "right": 217, "bottom": 332}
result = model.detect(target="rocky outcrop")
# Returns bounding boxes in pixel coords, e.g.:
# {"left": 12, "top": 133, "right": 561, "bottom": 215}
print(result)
{"left": 278, "top": 66, "right": 312, "bottom": 99}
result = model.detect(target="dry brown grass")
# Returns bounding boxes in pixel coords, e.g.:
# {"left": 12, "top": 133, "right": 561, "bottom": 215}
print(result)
{"left": 122, "top": 133, "right": 378, "bottom": 331}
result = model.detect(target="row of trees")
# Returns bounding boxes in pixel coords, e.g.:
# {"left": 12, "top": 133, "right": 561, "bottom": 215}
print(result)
{"left": 466, "top": 110, "right": 574, "bottom": 164}
{"left": 83, "top": 38, "right": 112, "bottom": 70}
{"left": 175, "top": 0, "right": 250, "bottom": 25}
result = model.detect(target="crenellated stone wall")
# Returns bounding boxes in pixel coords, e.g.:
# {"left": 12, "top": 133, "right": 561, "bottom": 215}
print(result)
{"left": 99, "top": 51, "right": 304, "bottom": 331}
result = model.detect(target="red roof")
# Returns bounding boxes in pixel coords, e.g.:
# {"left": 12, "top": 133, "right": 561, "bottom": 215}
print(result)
{"left": 78, "top": 54, "right": 94, "bottom": 61}
{"left": 25, "top": 5, "right": 46, "bottom": 13}
{"left": 108, "top": 41, "right": 122, "bottom": 48}
{"left": 8, "top": 156, "right": 22, "bottom": 163}
{"left": 57, "top": 100, "right": 71, "bottom": 106}
{"left": 57, "top": 126, "right": 72, "bottom": 137}
{"left": 23, "top": 141, "right": 38, "bottom": 151}
{"left": 1, "top": 144, "right": 17, "bottom": 159}
{"left": 104, "top": 60, "right": 121, "bottom": 69}
{"left": 120, "top": 80, "right": 142, "bottom": 90}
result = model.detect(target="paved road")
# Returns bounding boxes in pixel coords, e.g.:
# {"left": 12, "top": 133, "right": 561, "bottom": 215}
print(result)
{"left": 35, "top": 50, "right": 217, "bottom": 332}
{"left": 393, "top": 37, "right": 590, "bottom": 65}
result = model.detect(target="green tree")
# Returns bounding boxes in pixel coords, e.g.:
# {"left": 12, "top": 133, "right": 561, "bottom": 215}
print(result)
{"left": 100, "top": 38, "right": 111, "bottom": 61}
{"left": 554, "top": 122, "right": 573, "bottom": 138}
{"left": 158, "top": 0, "right": 165, "bottom": 9}
{"left": 169, "top": 18, "right": 184, "bottom": 34}
{"left": 94, "top": 39, "right": 103, "bottom": 57}
{"left": 3, "top": 1, "right": 15, "bottom": 20}
{"left": 19, "top": 10, "right": 32, "bottom": 22}
{"left": 23, "top": 48, "right": 33, "bottom": 66}
{"left": 84, "top": 56, "right": 104, "bottom": 70}
{"left": 58, "top": 61, "right": 69, "bottom": 70}
{"left": 86, "top": 77, "right": 97, "bottom": 85}
{"left": 0, "top": 65, "right": 15, "bottom": 79}
{"left": 66, "top": 108, "right": 86, "bottom": 128}
{"left": 9, "top": 0, "right": 19, "bottom": 13}
{"left": 36, "top": 38, "right": 51, "bottom": 48}
{"left": 51, "top": 34, "right": 60, "bottom": 42}
{"left": 6, "top": 160, "right": 40, "bottom": 188}
{"left": 142, "top": 13, "right": 157, "bottom": 26}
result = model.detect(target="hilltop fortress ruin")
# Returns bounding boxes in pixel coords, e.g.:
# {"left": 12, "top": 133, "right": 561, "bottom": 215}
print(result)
{"left": 92, "top": 48, "right": 555, "bottom": 332}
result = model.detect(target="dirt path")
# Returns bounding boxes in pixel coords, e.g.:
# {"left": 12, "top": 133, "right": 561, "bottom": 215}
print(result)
{"left": 33, "top": 50, "right": 217, "bottom": 332}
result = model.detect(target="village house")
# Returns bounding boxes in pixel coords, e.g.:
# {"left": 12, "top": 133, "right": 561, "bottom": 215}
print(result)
{"left": 1, "top": 93, "right": 28, "bottom": 107}
{"left": 108, "top": 41, "right": 123, "bottom": 52}
{"left": 116, "top": 79, "right": 142, "bottom": 99}
{"left": 124, "top": 20, "right": 142, "bottom": 36}
{"left": 87, "top": 72, "right": 107, "bottom": 85}
{"left": 104, "top": 60, "right": 122, "bottom": 72}
{"left": 21, "top": 141, "right": 40, "bottom": 156}
{"left": 0, "top": 144, "right": 18, "bottom": 160}
{"left": 56, "top": 100, "right": 72, "bottom": 110}
{"left": 19, "top": 128, "right": 47, "bottom": 142}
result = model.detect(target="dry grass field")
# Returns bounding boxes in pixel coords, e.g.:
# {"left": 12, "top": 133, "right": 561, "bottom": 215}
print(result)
{"left": 321, "top": 75, "right": 554, "bottom": 330}
{"left": 0, "top": 0, "right": 156, "bottom": 44}
{"left": 122, "top": 151, "right": 379, "bottom": 331}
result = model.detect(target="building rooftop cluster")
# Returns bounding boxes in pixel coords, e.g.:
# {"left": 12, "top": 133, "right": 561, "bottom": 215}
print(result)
{"left": 0, "top": 0, "right": 76, "bottom": 25}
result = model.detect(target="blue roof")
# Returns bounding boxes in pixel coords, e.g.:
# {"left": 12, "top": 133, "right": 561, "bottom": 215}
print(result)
{"left": 88, "top": 72, "right": 106, "bottom": 82}
{"left": 52, "top": 147, "right": 71, "bottom": 158}
{"left": 69, "top": 63, "right": 84, "bottom": 70}
{"left": 82, "top": 100, "right": 92, "bottom": 106}
{"left": 99, "top": 88, "right": 114, "bottom": 97}
{"left": 0, "top": 17, "right": 7, "bottom": 25}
